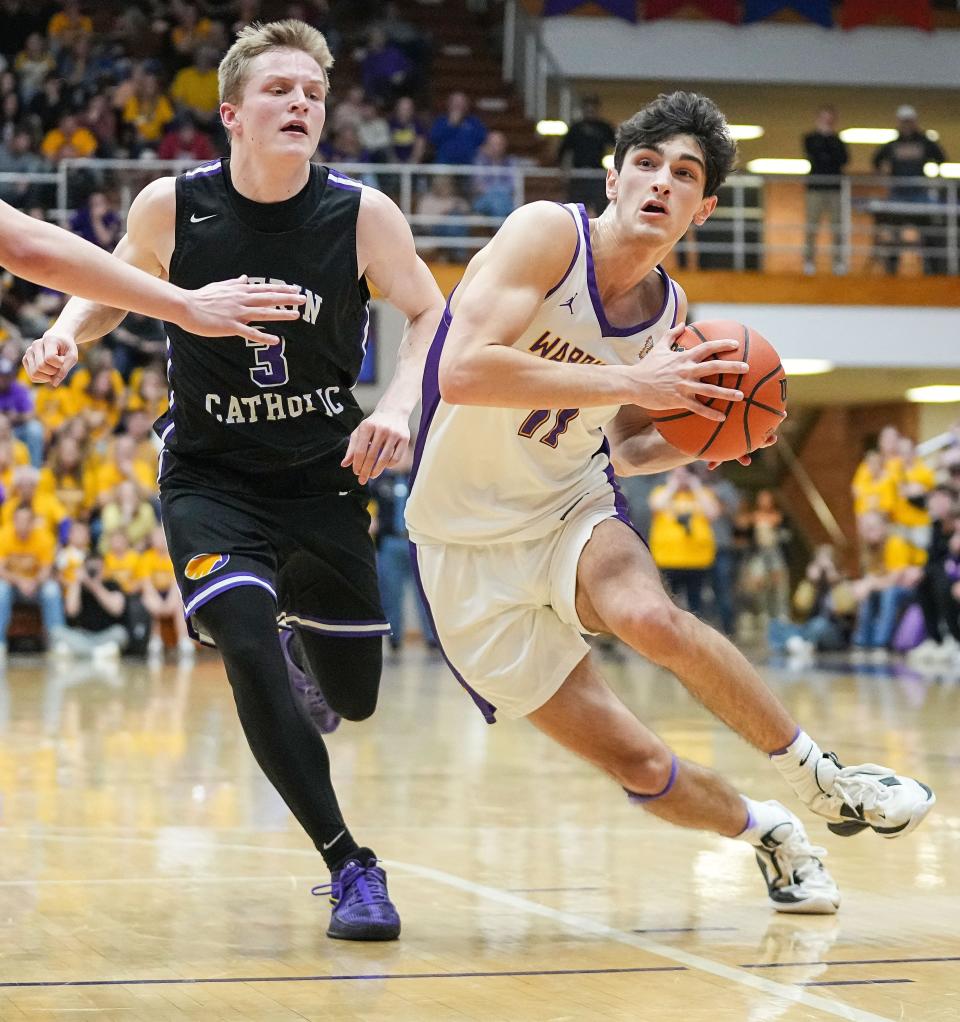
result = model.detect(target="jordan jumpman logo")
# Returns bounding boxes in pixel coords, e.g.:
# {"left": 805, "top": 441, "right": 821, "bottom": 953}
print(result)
{"left": 560, "top": 292, "right": 578, "bottom": 314}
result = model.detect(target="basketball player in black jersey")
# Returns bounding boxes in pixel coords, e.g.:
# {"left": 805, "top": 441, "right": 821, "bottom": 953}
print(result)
{"left": 22, "top": 20, "right": 446, "bottom": 942}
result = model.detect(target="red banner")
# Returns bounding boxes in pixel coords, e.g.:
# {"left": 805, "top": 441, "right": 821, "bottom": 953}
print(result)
{"left": 839, "top": 0, "right": 932, "bottom": 31}
{"left": 644, "top": 0, "right": 740, "bottom": 24}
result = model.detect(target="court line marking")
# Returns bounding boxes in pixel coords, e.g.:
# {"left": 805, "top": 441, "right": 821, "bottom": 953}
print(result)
{"left": 0, "top": 831, "right": 899, "bottom": 1020}
{"left": 385, "top": 860, "right": 895, "bottom": 1022}
{"left": 0, "top": 966, "right": 688, "bottom": 990}
{"left": 803, "top": 980, "right": 912, "bottom": 988}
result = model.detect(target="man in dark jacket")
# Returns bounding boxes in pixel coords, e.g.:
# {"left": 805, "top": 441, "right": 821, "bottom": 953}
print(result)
{"left": 802, "top": 107, "right": 848, "bottom": 275}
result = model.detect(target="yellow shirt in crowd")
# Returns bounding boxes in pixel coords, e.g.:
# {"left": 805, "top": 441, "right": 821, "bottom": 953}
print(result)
{"left": 137, "top": 548, "right": 175, "bottom": 593}
{"left": 649, "top": 486, "right": 717, "bottom": 571}
{"left": 122, "top": 94, "right": 175, "bottom": 143}
{"left": 103, "top": 550, "right": 141, "bottom": 593}
{"left": 851, "top": 463, "right": 896, "bottom": 518}
{"left": 1, "top": 493, "right": 68, "bottom": 536}
{"left": 891, "top": 460, "right": 935, "bottom": 528}
{"left": 170, "top": 66, "right": 220, "bottom": 114}
{"left": 94, "top": 459, "right": 158, "bottom": 500}
{"left": 0, "top": 525, "right": 55, "bottom": 579}
{"left": 37, "top": 467, "right": 94, "bottom": 520}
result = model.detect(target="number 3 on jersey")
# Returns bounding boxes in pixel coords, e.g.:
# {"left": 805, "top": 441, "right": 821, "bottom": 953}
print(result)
{"left": 518, "top": 408, "right": 580, "bottom": 448}
{"left": 247, "top": 337, "right": 289, "bottom": 387}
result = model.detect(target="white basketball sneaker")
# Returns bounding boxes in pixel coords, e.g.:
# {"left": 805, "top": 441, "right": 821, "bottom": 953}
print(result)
{"left": 806, "top": 753, "right": 936, "bottom": 838}
{"left": 752, "top": 802, "right": 840, "bottom": 915}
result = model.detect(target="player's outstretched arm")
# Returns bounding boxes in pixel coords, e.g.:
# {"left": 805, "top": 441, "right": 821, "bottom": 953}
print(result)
{"left": 438, "top": 203, "right": 746, "bottom": 418}
{"left": 10, "top": 186, "right": 304, "bottom": 386}
{"left": 343, "top": 187, "right": 446, "bottom": 484}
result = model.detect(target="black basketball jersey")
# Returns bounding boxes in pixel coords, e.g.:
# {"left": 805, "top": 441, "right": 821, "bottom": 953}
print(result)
{"left": 155, "top": 158, "right": 370, "bottom": 475}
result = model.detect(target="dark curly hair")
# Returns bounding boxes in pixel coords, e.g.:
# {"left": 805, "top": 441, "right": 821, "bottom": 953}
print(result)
{"left": 613, "top": 91, "right": 737, "bottom": 197}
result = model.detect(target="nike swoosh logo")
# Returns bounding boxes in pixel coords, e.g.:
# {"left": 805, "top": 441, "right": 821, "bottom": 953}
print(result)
{"left": 190, "top": 212, "right": 217, "bottom": 223}
{"left": 322, "top": 829, "right": 345, "bottom": 851}
{"left": 799, "top": 744, "right": 813, "bottom": 767}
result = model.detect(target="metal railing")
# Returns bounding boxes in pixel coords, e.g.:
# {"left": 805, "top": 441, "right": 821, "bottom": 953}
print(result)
{"left": 3, "top": 160, "right": 958, "bottom": 276}
{"left": 502, "top": 0, "right": 574, "bottom": 124}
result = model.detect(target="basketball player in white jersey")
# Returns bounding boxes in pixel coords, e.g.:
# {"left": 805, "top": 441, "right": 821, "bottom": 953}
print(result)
{"left": 407, "top": 92, "right": 935, "bottom": 914}
{"left": 1, "top": 198, "right": 303, "bottom": 344}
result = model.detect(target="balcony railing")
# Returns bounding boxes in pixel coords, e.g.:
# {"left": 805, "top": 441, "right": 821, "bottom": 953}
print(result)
{"left": 3, "top": 161, "right": 958, "bottom": 276}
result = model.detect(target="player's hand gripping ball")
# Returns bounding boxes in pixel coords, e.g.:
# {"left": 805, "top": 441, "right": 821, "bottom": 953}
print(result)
{"left": 651, "top": 319, "right": 787, "bottom": 462}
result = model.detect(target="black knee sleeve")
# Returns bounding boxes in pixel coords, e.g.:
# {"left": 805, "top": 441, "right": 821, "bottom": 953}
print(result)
{"left": 296, "top": 631, "right": 382, "bottom": 721}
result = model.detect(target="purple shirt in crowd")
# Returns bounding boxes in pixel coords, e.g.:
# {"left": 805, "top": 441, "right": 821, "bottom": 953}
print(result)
{"left": 0, "top": 380, "right": 34, "bottom": 416}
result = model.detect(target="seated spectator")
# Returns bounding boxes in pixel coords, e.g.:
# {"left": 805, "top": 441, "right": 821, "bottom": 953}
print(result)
{"left": 138, "top": 525, "right": 193, "bottom": 661}
{"left": 73, "top": 363, "right": 125, "bottom": 443}
{"left": 416, "top": 174, "right": 469, "bottom": 262}
{"left": 430, "top": 92, "right": 486, "bottom": 165}
{"left": 0, "top": 358, "right": 44, "bottom": 466}
{"left": 851, "top": 512, "right": 924, "bottom": 658}
{"left": 169, "top": 3, "right": 218, "bottom": 62}
{"left": 121, "top": 72, "right": 174, "bottom": 155}
{"left": 14, "top": 34, "right": 56, "bottom": 104}
{"left": 741, "top": 489, "right": 791, "bottom": 621}
{"left": 0, "top": 129, "right": 49, "bottom": 210}
{"left": 361, "top": 26, "right": 412, "bottom": 106}
{"left": 769, "top": 544, "right": 856, "bottom": 656}
{"left": 2, "top": 465, "right": 69, "bottom": 539}
{"left": 389, "top": 96, "right": 425, "bottom": 164}
{"left": 851, "top": 449, "right": 896, "bottom": 519}
{"left": 374, "top": 1, "right": 431, "bottom": 72}
{"left": 329, "top": 84, "right": 365, "bottom": 135}
{"left": 107, "top": 315, "right": 167, "bottom": 380}
{"left": 0, "top": 505, "right": 65, "bottom": 657}
{"left": 102, "top": 527, "right": 141, "bottom": 595}
{"left": 909, "top": 486, "right": 960, "bottom": 663}
{"left": 82, "top": 93, "right": 119, "bottom": 157}
{"left": 69, "top": 191, "right": 122, "bottom": 250}
{"left": 56, "top": 519, "right": 91, "bottom": 589}
{"left": 34, "top": 381, "right": 82, "bottom": 441}
{"left": 94, "top": 435, "right": 157, "bottom": 507}
{"left": 648, "top": 465, "right": 718, "bottom": 616}
{"left": 890, "top": 436, "right": 935, "bottom": 553}
{"left": 472, "top": 130, "right": 519, "bottom": 220}
{"left": 56, "top": 551, "right": 128, "bottom": 659}
{"left": 38, "top": 433, "right": 93, "bottom": 522}
{"left": 125, "top": 364, "right": 168, "bottom": 422}
{"left": 41, "top": 112, "right": 98, "bottom": 162}
{"left": 356, "top": 99, "right": 392, "bottom": 163}
{"left": 122, "top": 409, "right": 161, "bottom": 464}
{"left": 156, "top": 114, "right": 216, "bottom": 162}
{"left": 47, "top": 0, "right": 93, "bottom": 54}
{"left": 100, "top": 479, "right": 157, "bottom": 549}
{"left": 27, "top": 73, "right": 69, "bottom": 134}
{"left": 169, "top": 46, "right": 221, "bottom": 132}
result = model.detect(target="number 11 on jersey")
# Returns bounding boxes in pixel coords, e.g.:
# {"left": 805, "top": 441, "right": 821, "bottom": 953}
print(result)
{"left": 518, "top": 408, "right": 580, "bottom": 448}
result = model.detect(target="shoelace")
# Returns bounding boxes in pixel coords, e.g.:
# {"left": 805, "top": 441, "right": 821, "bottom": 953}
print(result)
{"left": 775, "top": 828, "right": 832, "bottom": 889}
{"left": 311, "top": 860, "right": 389, "bottom": 904}
{"left": 831, "top": 769, "right": 891, "bottom": 816}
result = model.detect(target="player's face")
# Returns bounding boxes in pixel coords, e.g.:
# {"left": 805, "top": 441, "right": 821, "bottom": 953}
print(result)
{"left": 606, "top": 134, "right": 717, "bottom": 245}
{"left": 223, "top": 48, "right": 327, "bottom": 160}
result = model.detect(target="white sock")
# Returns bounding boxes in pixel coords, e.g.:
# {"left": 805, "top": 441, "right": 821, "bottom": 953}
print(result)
{"left": 736, "top": 796, "right": 788, "bottom": 845}
{"left": 770, "top": 728, "right": 824, "bottom": 805}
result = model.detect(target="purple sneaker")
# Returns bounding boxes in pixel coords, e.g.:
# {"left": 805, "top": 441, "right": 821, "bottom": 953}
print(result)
{"left": 313, "top": 855, "right": 401, "bottom": 941}
{"left": 279, "top": 628, "right": 341, "bottom": 735}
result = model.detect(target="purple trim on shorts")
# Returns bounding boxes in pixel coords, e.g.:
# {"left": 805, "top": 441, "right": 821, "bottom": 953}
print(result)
{"left": 768, "top": 726, "right": 802, "bottom": 758}
{"left": 624, "top": 754, "right": 678, "bottom": 803}
{"left": 409, "top": 540, "right": 498, "bottom": 724}
{"left": 183, "top": 572, "right": 277, "bottom": 618}
{"left": 578, "top": 204, "right": 670, "bottom": 337}
{"left": 544, "top": 203, "right": 582, "bottom": 299}
{"left": 598, "top": 436, "right": 633, "bottom": 525}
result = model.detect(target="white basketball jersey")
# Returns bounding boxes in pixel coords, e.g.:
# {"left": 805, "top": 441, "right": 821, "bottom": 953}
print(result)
{"left": 406, "top": 203, "right": 679, "bottom": 546}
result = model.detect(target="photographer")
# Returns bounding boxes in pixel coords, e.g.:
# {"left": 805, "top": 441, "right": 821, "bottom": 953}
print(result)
{"left": 56, "top": 553, "right": 128, "bottom": 659}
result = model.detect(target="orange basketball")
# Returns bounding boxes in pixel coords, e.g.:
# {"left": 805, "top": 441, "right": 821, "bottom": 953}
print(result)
{"left": 650, "top": 320, "right": 787, "bottom": 462}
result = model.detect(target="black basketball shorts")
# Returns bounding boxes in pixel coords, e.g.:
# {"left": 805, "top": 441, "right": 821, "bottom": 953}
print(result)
{"left": 159, "top": 453, "right": 389, "bottom": 646}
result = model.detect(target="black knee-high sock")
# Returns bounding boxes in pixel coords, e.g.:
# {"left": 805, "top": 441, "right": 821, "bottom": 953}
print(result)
{"left": 196, "top": 587, "right": 362, "bottom": 870}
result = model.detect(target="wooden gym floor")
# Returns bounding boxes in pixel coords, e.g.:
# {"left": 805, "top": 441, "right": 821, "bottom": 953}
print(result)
{"left": 0, "top": 645, "right": 955, "bottom": 1021}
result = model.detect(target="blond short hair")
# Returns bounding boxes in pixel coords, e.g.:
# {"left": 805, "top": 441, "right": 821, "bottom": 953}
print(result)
{"left": 218, "top": 19, "right": 334, "bottom": 107}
